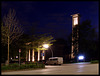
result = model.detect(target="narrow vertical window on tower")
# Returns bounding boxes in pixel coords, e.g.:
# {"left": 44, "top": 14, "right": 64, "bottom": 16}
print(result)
{"left": 73, "top": 17, "right": 78, "bottom": 26}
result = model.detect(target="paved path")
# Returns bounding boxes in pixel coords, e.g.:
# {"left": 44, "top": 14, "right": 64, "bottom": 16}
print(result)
{"left": 1, "top": 62, "right": 99, "bottom": 75}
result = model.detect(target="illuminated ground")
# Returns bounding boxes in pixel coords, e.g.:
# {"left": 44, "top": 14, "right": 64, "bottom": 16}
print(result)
{"left": 1, "top": 62, "right": 98, "bottom": 75}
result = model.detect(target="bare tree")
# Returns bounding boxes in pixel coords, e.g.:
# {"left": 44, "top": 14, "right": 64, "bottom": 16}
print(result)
{"left": 1, "top": 9, "right": 23, "bottom": 64}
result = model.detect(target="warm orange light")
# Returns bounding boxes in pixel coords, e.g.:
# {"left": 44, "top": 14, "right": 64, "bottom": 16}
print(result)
{"left": 73, "top": 17, "right": 78, "bottom": 25}
{"left": 29, "top": 50, "right": 30, "bottom": 61}
{"left": 38, "top": 50, "right": 40, "bottom": 61}
{"left": 42, "top": 56, "right": 45, "bottom": 60}
{"left": 42, "top": 50, "right": 45, "bottom": 60}
{"left": 32, "top": 50, "right": 34, "bottom": 62}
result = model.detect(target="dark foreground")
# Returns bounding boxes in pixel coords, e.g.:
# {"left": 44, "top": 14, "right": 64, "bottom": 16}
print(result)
{"left": 1, "top": 62, "right": 99, "bottom": 75}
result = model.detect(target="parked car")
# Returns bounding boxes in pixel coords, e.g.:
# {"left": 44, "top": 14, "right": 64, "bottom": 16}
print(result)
{"left": 46, "top": 57, "right": 63, "bottom": 65}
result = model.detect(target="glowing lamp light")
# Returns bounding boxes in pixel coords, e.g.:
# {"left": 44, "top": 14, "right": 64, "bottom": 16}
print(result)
{"left": 43, "top": 44, "right": 49, "bottom": 48}
{"left": 78, "top": 55, "right": 84, "bottom": 60}
{"left": 16, "top": 56, "right": 18, "bottom": 58}
{"left": 11, "top": 57, "right": 12, "bottom": 60}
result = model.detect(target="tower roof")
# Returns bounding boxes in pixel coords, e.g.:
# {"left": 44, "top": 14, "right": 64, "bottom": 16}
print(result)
{"left": 71, "top": 13, "right": 80, "bottom": 17}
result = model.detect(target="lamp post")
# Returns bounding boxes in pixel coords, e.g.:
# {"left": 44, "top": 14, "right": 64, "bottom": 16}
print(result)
{"left": 43, "top": 44, "right": 53, "bottom": 58}
{"left": 49, "top": 47, "right": 53, "bottom": 58}
{"left": 19, "top": 49, "right": 21, "bottom": 66}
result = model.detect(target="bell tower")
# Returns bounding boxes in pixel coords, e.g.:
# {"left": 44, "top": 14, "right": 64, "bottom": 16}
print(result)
{"left": 71, "top": 13, "right": 80, "bottom": 59}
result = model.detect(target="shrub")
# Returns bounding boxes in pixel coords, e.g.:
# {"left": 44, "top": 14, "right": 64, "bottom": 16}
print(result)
{"left": 9, "top": 63, "right": 19, "bottom": 67}
{"left": 20, "top": 65, "right": 26, "bottom": 69}
{"left": 91, "top": 60, "right": 99, "bottom": 63}
{"left": 1, "top": 63, "right": 20, "bottom": 70}
{"left": 1, "top": 62, "right": 45, "bottom": 71}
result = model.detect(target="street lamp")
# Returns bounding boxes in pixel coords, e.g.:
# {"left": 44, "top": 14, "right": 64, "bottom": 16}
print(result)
{"left": 43, "top": 44, "right": 53, "bottom": 58}
{"left": 43, "top": 44, "right": 49, "bottom": 49}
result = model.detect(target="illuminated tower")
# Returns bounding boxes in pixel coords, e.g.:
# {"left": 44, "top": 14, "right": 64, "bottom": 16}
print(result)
{"left": 71, "top": 13, "right": 80, "bottom": 59}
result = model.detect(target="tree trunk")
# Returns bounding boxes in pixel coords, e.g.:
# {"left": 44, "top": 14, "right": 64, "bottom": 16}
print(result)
{"left": 8, "top": 36, "right": 9, "bottom": 65}
{"left": 26, "top": 51, "right": 28, "bottom": 61}
{"left": 38, "top": 47, "right": 40, "bottom": 61}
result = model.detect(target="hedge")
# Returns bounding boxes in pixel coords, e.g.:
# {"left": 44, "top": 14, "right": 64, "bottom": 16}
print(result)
{"left": 90, "top": 60, "right": 99, "bottom": 64}
{"left": 1, "top": 62, "right": 45, "bottom": 71}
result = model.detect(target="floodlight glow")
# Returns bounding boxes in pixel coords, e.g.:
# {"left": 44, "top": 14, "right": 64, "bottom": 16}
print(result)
{"left": 43, "top": 44, "right": 49, "bottom": 48}
{"left": 78, "top": 56, "right": 84, "bottom": 60}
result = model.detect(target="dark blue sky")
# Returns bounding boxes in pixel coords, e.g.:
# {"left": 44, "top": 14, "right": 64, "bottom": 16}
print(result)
{"left": 1, "top": 1, "right": 99, "bottom": 39}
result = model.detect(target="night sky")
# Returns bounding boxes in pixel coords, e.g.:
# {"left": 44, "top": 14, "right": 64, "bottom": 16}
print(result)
{"left": 1, "top": 1, "right": 99, "bottom": 40}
